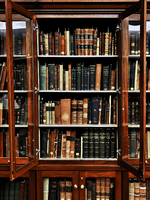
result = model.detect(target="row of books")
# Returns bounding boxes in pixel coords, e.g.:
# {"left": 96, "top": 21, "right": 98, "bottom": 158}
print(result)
{"left": 0, "top": 95, "right": 28, "bottom": 125}
{"left": 14, "top": 63, "right": 27, "bottom": 90}
{"left": 128, "top": 96, "right": 150, "bottom": 125}
{"left": 129, "top": 178, "right": 147, "bottom": 200}
{"left": 86, "top": 178, "right": 115, "bottom": 200}
{"left": 40, "top": 128, "right": 116, "bottom": 159}
{"left": 40, "top": 96, "right": 116, "bottom": 125}
{"left": 0, "top": 29, "right": 26, "bottom": 55}
{"left": 0, "top": 129, "right": 28, "bottom": 158}
{"left": 43, "top": 178, "right": 72, "bottom": 200}
{"left": 39, "top": 27, "right": 118, "bottom": 56}
{"left": 0, "top": 178, "right": 29, "bottom": 200}
{"left": 39, "top": 63, "right": 116, "bottom": 91}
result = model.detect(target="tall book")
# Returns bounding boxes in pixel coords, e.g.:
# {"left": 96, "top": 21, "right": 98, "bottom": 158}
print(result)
{"left": 89, "top": 65, "right": 95, "bottom": 90}
{"left": 39, "top": 64, "right": 46, "bottom": 90}
{"left": 95, "top": 63, "right": 102, "bottom": 90}
{"left": 41, "top": 131, "right": 47, "bottom": 158}
{"left": 91, "top": 97, "right": 99, "bottom": 124}
{"left": 102, "top": 65, "right": 109, "bottom": 90}
{"left": 43, "top": 178, "right": 49, "bottom": 200}
{"left": 130, "top": 129, "right": 136, "bottom": 158}
{"left": 83, "top": 98, "right": 88, "bottom": 124}
{"left": 61, "top": 99, "right": 71, "bottom": 124}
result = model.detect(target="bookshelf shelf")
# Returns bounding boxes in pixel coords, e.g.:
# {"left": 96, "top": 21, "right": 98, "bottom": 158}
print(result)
{"left": 39, "top": 124, "right": 118, "bottom": 127}
{"left": 39, "top": 158, "right": 118, "bottom": 161}
{"left": 38, "top": 55, "right": 118, "bottom": 58}
{"left": 39, "top": 90, "right": 118, "bottom": 93}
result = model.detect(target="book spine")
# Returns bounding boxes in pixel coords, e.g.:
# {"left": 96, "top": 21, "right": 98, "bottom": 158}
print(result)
{"left": 88, "top": 28, "right": 93, "bottom": 55}
{"left": 89, "top": 65, "right": 95, "bottom": 90}
{"left": 76, "top": 63, "right": 81, "bottom": 90}
{"left": 77, "top": 100, "right": 83, "bottom": 124}
{"left": 83, "top": 98, "right": 88, "bottom": 124}
{"left": 71, "top": 99, "right": 77, "bottom": 124}
{"left": 130, "top": 129, "right": 136, "bottom": 158}
{"left": 61, "top": 35, "right": 65, "bottom": 55}
{"left": 95, "top": 63, "right": 102, "bottom": 90}
{"left": 39, "top": 64, "right": 46, "bottom": 90}
{"left": 76, "top": 28, "right": 80, "bottom": 55}
{"left": 80, "top": 28, "right": 84, "bottom": 55}
{"left": 91, "top": 97, "right": 99, "bottom": 124}
{"left": 84, "top": 28, "right": 89, "bottom": 56}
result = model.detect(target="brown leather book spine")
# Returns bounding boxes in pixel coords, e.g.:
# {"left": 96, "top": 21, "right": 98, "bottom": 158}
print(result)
{"left": 44, "top": 33, "right": 49, "bottom": 55}
{"left": 98, "top": 98, "right": 102, "bottom": 124}
{"left": 112, "top": 36, "right": 114, "bottom": 55}
{"left": 68, "top": 64, "right": 72, "bottom": 90}
{"left": 61, "top": 134, "right": 66, "bottom": 158}
{"left": 95, "top": 63, "right": 102, "bottom": 90}
{"left": 39, "top": 31, "right": 43, "bottom": 55}
{"left": 64, "top": 29, "right": 67, "bottom": 55}
{"left": 136, "top": 131, "right": 140, "bottom": 158}
{"left": 50, "top": 131, "right": 54, "bottom": 158}
{"left": 108, "top": 32, "right": 112, "bottom": 55}
{"left": 100, "top": 178, "right": 106, "bottom": 200}
{"left": 60, "top": 180, "right": 66, "bottom": 200}
{"left": 19, "top": 181, "right": 25, "bottom": 200}
{"left": 57, "top": 132, "right": 62, "bottom": 158}
{"left": 83, "top": 98, "right": 88, "bottom": 124}
{"left": 93, "top": 28, "right": 98, "bottom": 55}
{"left": 106, "top": 103, "right": 110, "bottom": 124}
{"left": 48, "top": 32, "right": 52, "bottom": 55}
{"left": 55, "top": 100, "right": 61, "bottom": 124}
{"left": 61, "top": 35, "right": 65, "bottom": 55}
{"left": 57, "top": 65, "right": 60, "bottom": 90}
{"left": 46, "top": 66, "right": 49, "bottom": 90}
{"left": 105, "top": 32, "right": 109, "bottom": 56}
{"left": 80, "top": 28, "right": 84, "bottom": 55}
{"left": 105, "top": 178, "right": 110, "bottom": 198}
{"left": 52, "top": 35, "right": 54, "bottom": 55}
{"left": 136, "top": 62, "right": 140, "bottom": 90}
{"left": 22, "top": 32, "right": 26, "bottom": 55}
{"left": 71, "top": 99, "right": 77, "bottom": 124}
{"left": 76, "top": 28, "right": 81, "bottom": 55}
{"left": 0, "top": 132, "right": 3, "bottom": 157}
{"left": 43, "top": 103, "right": 46, "bottom": 124}
{"left": 77, "top": 100, "right": 83, "bottom": 124}
{"left": 54, "top": 31, "right": 59, "bottom": 55}
{"left": 66, "top": 130, "right": 71, "bottom": 158}
{"left": 87, "top": 179, "right": 92, "bottom": 200}
{"left": 99, "top": 33, "right": 102, "bottom": 55}
{"left": 0, "top": 64, "right": 7, "bottom": 90}
{"left": 61, "top": 99, "right": 71, "bottom": 124}
{"left": 96, "top": 178, "right": 101, "bottom": 200}
{"left": 113, "top": 97, "right": 116, "bottom": 124}
{"left": 51, "top": 102, "right": 55, "bottom": 124}
{"left": 101, "top": 32, "right": 105, "bottom": 55}
{"left": 88, "top": 28, "right": 94, "bottom": 55}
{"left": 54, "top": 129, "right": 58, "bottom": 158}
{"left": 66, "top": 180, "right": 72, "bottom": 200}
{"left": 110, "top": 70, "right": 116, "bottom": 91}
{"left": 84, "top": 28, "right": 89, "bottom": 56}
{"left": 114, "top": 32, "right": 118, "bottom": 55}
{"left": 55, "top": 65, "right": 58, "bottom": 90}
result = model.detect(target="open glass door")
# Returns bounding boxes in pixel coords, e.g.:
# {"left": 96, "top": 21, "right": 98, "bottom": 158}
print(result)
{"left": 5, "top": 0, "right": 38, "bottom": 180}
{"left": 118, "top": 0, "right": 147, "bottom": 182}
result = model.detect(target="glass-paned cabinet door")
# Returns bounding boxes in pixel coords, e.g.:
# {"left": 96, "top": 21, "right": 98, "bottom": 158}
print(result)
{"left": 5, "top": 0, "right": 38, "bottom": 180}
{"left": 120, "top": 0, "right": 147, "bottom": 181}
{"left": 36, "top": 171, "right": 78, "bottom": 200}
{"left": 0, "top": 5, "right": 10, "bottom": 165}
{"left": 79, "top": 171, "right": 121, "bottom": 200}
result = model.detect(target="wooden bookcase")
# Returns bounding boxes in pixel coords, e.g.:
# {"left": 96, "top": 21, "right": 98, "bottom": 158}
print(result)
{"left": 0, "top": 0, "right": 150, "bottom": 199}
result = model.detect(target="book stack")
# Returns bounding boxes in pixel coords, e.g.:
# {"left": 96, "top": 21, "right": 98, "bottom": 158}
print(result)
{"left": 0, "top": 178, "right": 29, "bottom": 200}
{"left": 40, "top": 96, "right": 116, "bottom": 125}
{"left": 86, "top": 178, "right": 115, "bottom": 200}
{"left": 39, "top": 63, "right": 116, "bottom": 91}
{"left": 40, "top": 128, "right": 116, "bottom": 159}
{"left": 39, "top": 27, "right": 118, "bottom": 56}
{"left": 43, "top": 178, "right": 72, "bottom": 200}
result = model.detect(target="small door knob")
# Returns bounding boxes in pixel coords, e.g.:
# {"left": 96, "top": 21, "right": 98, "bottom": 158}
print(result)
{"left": 74, "top": 184, "right": 78, "bottom": 189}
{"left": 80, "top": 184, "right": 84, "bottom": 189}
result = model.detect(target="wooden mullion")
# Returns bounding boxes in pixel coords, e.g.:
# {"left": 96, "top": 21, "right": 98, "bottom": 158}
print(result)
{"left": 29, "top": 171, "right": 36, "bottom": 200}
{"left": 11, "top": 1, "right": 34, "bottom": 19}
{"left": 79, "top": 171, "right": 85, "bottom": 200}
{"left": 120, "top": 1, "right": 140, "bottom": 19}
{"left": 5, "top": 0, "right": 16, "bottom": 181}
{"left": 115, "top": 172, "right": 122, "bottom": 200}
{"left": 140, "top": 0, "right": 147, "bottom": 182}
{"left": 121, "top": 160, "right": 140, "bottom": 178}
{"left": 122, "top": 171, "right": 129, "bottom": 200}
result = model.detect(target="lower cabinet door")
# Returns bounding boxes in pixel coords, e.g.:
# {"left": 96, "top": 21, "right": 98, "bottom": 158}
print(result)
{"left": 37, "top": 171, "right": 79, "bottom": 200}
{"left": 79, "top": 171, "right": 122, "bottom": 200}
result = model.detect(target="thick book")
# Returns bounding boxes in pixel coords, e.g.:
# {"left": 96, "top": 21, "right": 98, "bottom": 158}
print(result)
{"left": 80, "top": 28, "right": 84, "bottom": 55}
{"left": 71, "top": 99, "right": 77, "bottom": 124}
{"left": 43, "top": 178, "right": 49, "bottom": 200}
{"left": 77, "top": 100, "right": 83, "bottom": 124}
{"left": 91, "top": 97, "right": 99, "bottom": 124}
{"left": 83, "top": 98, "right": 88, "bottom": 124}
{"left": 95, "top": 63, "right": 102, "bottom": 90}
{"left": 89, "top": 65, "right": 95, "bottom": 90}
{"left": 102, "top": 65, "right": 109, "bottom": 90}
{"left": 130, "top": 129, "right": 136, "bottom": 158}
{"left": 76, "top": 63, "right": 82, "bottom": 90}
{"left": 39, "top": 64, "right": 46, "bottom": 90}
{"left": 54, "top": 31, "right": 59, "bottom": 55}
{"left": 61, "top": 99, "right": 71, "bottom": 124}
{"left": 41, "top": 131, "right": 47, "bottom": 158}
{"left": 55, "top": 100, "right": 61, "bottom": 124}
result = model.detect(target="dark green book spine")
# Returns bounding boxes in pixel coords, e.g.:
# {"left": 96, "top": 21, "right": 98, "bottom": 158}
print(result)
{"left": 48, "top": 64, "right": 55, "bottom": 90}
{"left": 41, "top": 131, "right": 47, "bottom": 158}
{"left": 88, "top": 99, "right": 91, "bottom": 124}
{"left": 76, "top": 63, "right": 81, "bottom": 90}
{"left": 70, "top": 35, "right": 74, "bottom": 55}
{"left": 87, "top": 67, "right": 90, "bottom": 90}
{"left": 99, "top": 128, "right": 105, "bottom": 158}
{"left": 89, "top": 128, "right": 94, "bottom": 158}
{"left": 102, "top": 65, "right": 109, "bottom": 90}
{"left": 82, "top": 128, "right": 89, "bottom": 158}
{"left": 130, "top": 61, "right": 135, "bottom": 90}
{"left": 73, "top": 68, "right": 76, "bottom": 90}
{"left": 91, "top": 97, "right": 99, "bottom": 124}
{"left": 39, "top": 64, "right": 46, "bottom": 90}
{"left": 14, "top": 179, "right": 20, "bottom": 200}
{"left": 89, "top": 65, "right": 95, "bottom": 90}
{"left": 110, "top": 128, "right": 116, "bottom": 158}
{"left": 108, "top": 63, "right": 112, "bottom": 90}
{"left": 81, "top": 63, "right": 84, "bottom": 90}
{"left": 83, "top": 67, "right": 87, "bottom": 90}
{"left": 9, "top": 181, "right": 15, "bottom": 200}
{"left": 105, "top": 128, "right": 111, "bottom": 158}
{"left": 94, "top": 128, "right": 99, "bottom": 158}
{"left": 130, "top": 129, "right": 136, "bottom": 158}
{"left": 4, "top": 179, "right": 9, "bottom": 200}
{"left": 71, "top": 69, "right": 74, "bottom": 90}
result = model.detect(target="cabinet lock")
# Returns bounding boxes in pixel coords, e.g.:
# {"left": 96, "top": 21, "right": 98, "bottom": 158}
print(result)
{"left": 35, "top": 87, "right": 39, "bottom": 94}
{"left": 116, "top": 87, "right": 121, "bottom": 94}
{"left": 116, "top": 149, "right": 121, "bottom": 156}
{"left": 36, "top": 149, "right": 40, "bottom": 155}
{"left": 33, "top": 24, "right": 38, "bottom": 31}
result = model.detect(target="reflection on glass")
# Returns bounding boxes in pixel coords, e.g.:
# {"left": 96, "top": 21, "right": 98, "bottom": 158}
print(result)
{"left": 43, "top": 178, "right": 72, "bottom": 200}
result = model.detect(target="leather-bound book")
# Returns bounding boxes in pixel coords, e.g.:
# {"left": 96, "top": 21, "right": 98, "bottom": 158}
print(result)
{"left": 43, "top": 178, "right": 49, "bottom": 200}
{"left": 93, "top": 28, "right": 98, "bottom": 55}
{"left": 105, "top": 128, "right": 111, "bottom": 158}
{"left": 95, "top": 63, "right": 102, "bottom": 90}
{"left": 99, "top": 128, "right": 105, "bottom": 158}
{"left": 54, "top": 129, "right": 58, "bottom": 158}
{"left": 61, "top": 134, "right": 66, "bottom": 158}
{"left": 105, "top": 31, "right": 109, "bottom": 55}
{"left": 110, "top": 179, "right": 115, "bottom": 200}
{"left": 0, "top": 62, "right": 7, "bottom": 90}
{"left": 83, "top": 98, "right": 88, "bottom": 124}
{"left": 106, "top": 178, "right": 110, "bottom": 199}
{"left": 55, "top": 65, "right": 58, "bottom": 90}
{"left": 49, "top": 179, "right": 57, "bottom": 200}
{"left": 129, "top": 129, "right": 136, "bottom": 158}
{"left": 19, "top": 181, "right": 25, "bottom": 200}
{"left": 96, "top": 178, "right": 101, "bottom": 200}
{"left": 88, "top": 128, "right": 94, "bottom": 158}
{"left": 43, "top": 103, "right": 46, "bottom": 125}
{"left": 81, "top": 63, "right": 84, "bottom": 90}
{"left": 66, "top": 28, "right": 70, "bottom": 55}
{"left": 99, "top": 32, "right": 102, "bottom": 55}
{"left": 98, "top": 97, "right": 102, "bottom": 124}
{"left": 70, "top": 35, "right": 74, "bottom": 55}
{"left": 102, "top": 65, "right": 109, "bottom": 90}
{"left": 41, "top": 131, "right": 47, "bottom": 158}
{"left": 60, "top": 180, "right": 66, "bottom": 200}
{"left": 84, "top": 28, "right": 89, "bottom": 55}
{"left": 89, "top": 65, "right": 95, "bottom": 90}
{"left": 54, "top": 31, "right": 59, "bottom": 55}
{"left": 77, "top": 100, "right": 83, "bottom": 124}
{"left": 92, "top": 180, "right": 96, "bottom": 200}
{"left": 57, "top": 132, "right": 62, "bottom": 158}
{"left": 101, "top": 32, "right": 105, "bottom": 55}
{"left": 22, "top": 32, "right": 26, "bottom": 55}
{"left": 71, "top": 99, "right": 77, "bottom": 124}
{"left": 114, "top": 32, "right": 118, "bottom": 55}
{"left": 65, "top": 71, "right": 69, "bottom": 90}
{"left": 110, "top": 70, "right": 116, "bottom": 90}
{"left": 76, "top": 63, "right": 81, "bottom": 90}
{"left": 39, "top": 31, "right": 43, "bottom": 55}
{"left": 113, "top": 97, "right": 116, "bottom": 124}
{"left": 100, "top": 178, "right": 106, "bottom": 200}
{"left": 66, "top": 180, "right": 72, "bottom": 200}
{"left": 48, "top": 32, "right": 52, "bottom": 55}
{"left": 61, "top": 99, "right": 71, "bottom": 124}
{"left": 87, "top": 179, "right": 92, "bottom": 200}
{"left": 108, "top": 32, "right": 112, "bottom": 55}
{"left": 91, "top": 97, "right": 99, "bottom": 124}
{"left": 111, "top": 35, "right": 114, "bottom": 55}
{"left": 0, "top": 101, "right": 3, "bottom": 125}
{"left": 55, "top": 100, "right": 61, "bottom": 124}
{"left": 136, "top": 131, "right": 140, "bottom": 159}
{"left": 59, "top": 64, "right": 63, "bottom": 90}
{"left": 82, "top": 128, "right": 88, "bottom": 158}
{"left": 88, "top": 28, "right": 94, "bottom": 55}
{"left": 48, "top": 63, "right": 55, "bottom": 90}
{"left": 44, "top": 33, "right": 49, "bottom": 55}
{"left": 61, "top": 35, "right": 65, "bottom": 55}
{"left": 110, "top": 128, "right": 116, "bottom": 158}
{"left": 66, "top": 130, "right": 71, "bottom": 158}
{"left": 70, "top": 131, "right": 76, "bottom": 158}
{"left": 80, "top": 28, "right": 84, "bottom": 55}
{"left": 130, "top": 31, "right": 136, "bottom": 55}
{"left": 39, "top": 64, "right": 46, "bottom": 90}
{"left": 52, "top": 35, "right": 54, "bottom": 55}
{"left": 76, "top": 28, "right": 81, "bottom": 55}
{"left": 75, "top": 138, "right": 81, "bottom": 158}
{"left": 50, "top": 131, "right": 54, "bottom": 158}
{"left": 51, "top": 102, "right": 55, "bottom": 124}
{"left": 68, "top": 64, "right": 72, "bottom": 90}
{"left": 94, "top": 128, "right": 99, "bottom": 158}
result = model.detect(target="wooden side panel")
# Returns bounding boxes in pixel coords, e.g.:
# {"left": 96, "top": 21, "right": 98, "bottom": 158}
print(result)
{"left": 29, "top": 171, "right": 36, "bottom": 200}
{"left": 122, "top": 171, "right": 129, "bottom": 200}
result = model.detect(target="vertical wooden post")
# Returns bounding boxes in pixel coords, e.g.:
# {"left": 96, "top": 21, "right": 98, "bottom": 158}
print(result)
{"left": 122, "top": 171, "right": 129, "bottom": 200}
{"left": 140, "top": 0, "right": 147, "bottom": 182}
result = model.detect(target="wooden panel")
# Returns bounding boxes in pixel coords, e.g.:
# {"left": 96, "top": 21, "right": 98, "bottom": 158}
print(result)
{"left": 122, "top": 171, "right": 129, "bottom": 200}
{"left": 115, "top": 172, "right": 122, "bottom": 200}
{"left": 36, "top": 171, "right": 43, "bottom": 200}
{"left": 29, "top": 171, "right": 36, "bottom": 200}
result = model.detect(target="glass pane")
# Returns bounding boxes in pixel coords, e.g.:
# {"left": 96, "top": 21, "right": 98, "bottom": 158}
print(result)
{"left": 85, "top": 177, "right": 115, "bottom": 200}
{"left": 43, "top": 177, "right": 73, "bottom": 200}
{"left": 0, "top": 177, "right": 29, "bottom": 199}
{"left": 11, "top": 13, "right": 35, "bottom": 168}
{"left": 0, "top": 17, "right": 9, "bottom": 161}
